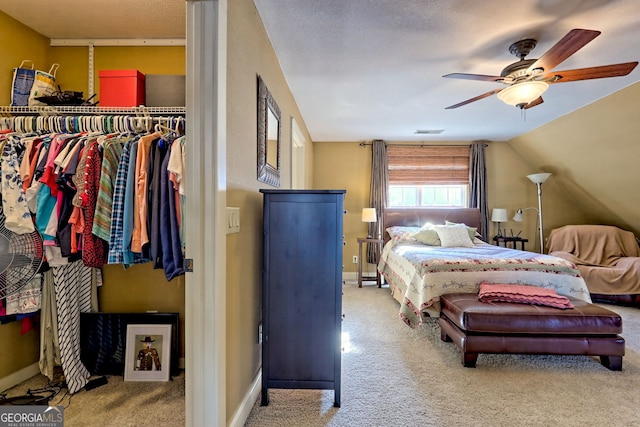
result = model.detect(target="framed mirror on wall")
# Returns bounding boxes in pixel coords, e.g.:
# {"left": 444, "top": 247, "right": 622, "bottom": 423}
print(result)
{"left": 257, "top": 75, "right": 281, "bottom": 187}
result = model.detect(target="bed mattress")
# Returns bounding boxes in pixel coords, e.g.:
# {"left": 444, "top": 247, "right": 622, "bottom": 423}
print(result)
{"left": 378, "top": 240, "right": 592, "bottom": 328}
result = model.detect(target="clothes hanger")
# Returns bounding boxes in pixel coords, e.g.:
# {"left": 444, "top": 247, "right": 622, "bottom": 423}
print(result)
{"left": 173, "top": 116, "right": 184, "bottom": 136}
{"left": 154, "top": 122, "right": 173, "bottom": 134}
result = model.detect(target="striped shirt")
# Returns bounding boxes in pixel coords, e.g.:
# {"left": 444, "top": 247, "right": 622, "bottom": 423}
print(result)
{"left": 107, "top": 138, "right": 134, "bottom": 264}
{"left": 92, "top": 138, "right": 125, "bottom": 241}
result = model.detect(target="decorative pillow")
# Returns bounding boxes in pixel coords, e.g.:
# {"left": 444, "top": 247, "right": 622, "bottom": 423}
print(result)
{"left": 385, "top": 226, "right": 420, "bottom": 243}
{"left": 433, "top": 224, "right": 475, "bottom": 247}
{"left": 445, "top": 221, "right": 481, "bottom": 239}
{"left": 412, "top": 223, "right": 441, "bottom": 246}
{"left": 478, "top": 282, "right": 574, "bottom": 309}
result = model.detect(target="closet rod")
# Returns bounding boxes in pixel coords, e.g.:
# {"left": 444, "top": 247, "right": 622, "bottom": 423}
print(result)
{"left": 0, "top": 106, "right": 186, "bottom": 115}
{"left": 50, "top": 39, "right": 186, "bottom": 47}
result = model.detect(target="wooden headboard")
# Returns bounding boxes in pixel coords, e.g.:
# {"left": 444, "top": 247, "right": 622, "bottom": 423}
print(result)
{"left": 383, "top": 208, "right": 482, "bottom": 244}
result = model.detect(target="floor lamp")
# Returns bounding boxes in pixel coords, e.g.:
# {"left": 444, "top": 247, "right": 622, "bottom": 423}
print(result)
{"left": 523, "top": 173, "right": 551, "bottom": 253}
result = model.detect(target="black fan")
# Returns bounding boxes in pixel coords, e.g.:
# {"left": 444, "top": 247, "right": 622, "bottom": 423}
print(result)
{"left": 0, "top": 212, "right": 44, "bottom": 299}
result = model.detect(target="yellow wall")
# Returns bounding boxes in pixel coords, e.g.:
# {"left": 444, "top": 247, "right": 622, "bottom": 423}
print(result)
{"left": 49, "top": 46, "right": 185, "bottom": 104}
{"left": 313, "top": 142, "right": 370, "bottom": 271}
{"left": 0, "top": 11, "right": 49, "bottom": 379}
{"left": 313, "top": 139, "right": 592, "bottom": 260}
{"left": 509, "top": 81, "right": 640, "bottom": 236}
{"left": 225, "top": 0, "right": 314, "bottom": 419}
{"left": 0, "top": 11, "right": 49, "bottom": 106}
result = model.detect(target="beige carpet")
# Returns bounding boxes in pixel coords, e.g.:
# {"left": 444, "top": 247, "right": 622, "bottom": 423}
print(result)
{"left": 4, "top": 282, "right": 640, "bottom": 426}
{"left": 1, "top": 369, "right": 185, "bottom": 426}
{"left": 245, "top": 281, "right": 640, "bottom": 427}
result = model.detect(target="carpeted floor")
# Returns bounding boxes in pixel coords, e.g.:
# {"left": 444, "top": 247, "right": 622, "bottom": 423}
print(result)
{"left": 1, "top": 369, "right": 185, "bottom": 426}
{"left": 245, "top": 281, "right": 640, "bottom": 427}
{"left": 4, "top": 281, "right": 640, "bottom": 426}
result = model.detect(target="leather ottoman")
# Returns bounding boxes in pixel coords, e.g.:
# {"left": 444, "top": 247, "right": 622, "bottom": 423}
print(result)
{"left": 439, "top": 293, "right": 625, "bottom": 370}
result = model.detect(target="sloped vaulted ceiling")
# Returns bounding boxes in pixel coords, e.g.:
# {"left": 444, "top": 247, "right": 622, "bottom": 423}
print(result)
{"left": 2, "top": 0, "right": 639, "bottom": 235}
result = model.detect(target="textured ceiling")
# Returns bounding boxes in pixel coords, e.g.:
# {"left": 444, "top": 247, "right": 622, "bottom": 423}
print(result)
{"left": 2, "top": 0, "right": 639, "bottom": 142}
{"left": 253, "top": 0, "right": 640, "bottom": 141}
{"left": 0, "top": 0, "right": 185, "bottom": 39}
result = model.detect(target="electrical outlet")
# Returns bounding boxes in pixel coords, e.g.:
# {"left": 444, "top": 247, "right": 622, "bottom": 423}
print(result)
{"left": 352, "top": 255, "right": 358, "bottom": 264}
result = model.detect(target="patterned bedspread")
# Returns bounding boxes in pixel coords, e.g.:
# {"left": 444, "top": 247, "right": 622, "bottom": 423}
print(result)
{"left": 378, "top": 240, "right": 592, "bottom": 328}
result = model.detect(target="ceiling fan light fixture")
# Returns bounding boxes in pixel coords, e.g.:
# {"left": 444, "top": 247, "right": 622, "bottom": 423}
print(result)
{"left": 497, "top": 81, "right": 549, "bottom": 108}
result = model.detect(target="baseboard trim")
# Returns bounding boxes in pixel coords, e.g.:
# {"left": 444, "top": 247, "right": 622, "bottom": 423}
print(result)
{"left": 0, "top": 363, "right": 40, "bottom": 392}
{"left": 343, "top": 272, "right": 357, "bottom": 282}
{"left": 228, "top": 370, "right": 261, "bottom": 427}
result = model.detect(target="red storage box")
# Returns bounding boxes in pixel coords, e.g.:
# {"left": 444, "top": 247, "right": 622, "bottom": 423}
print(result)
{"left": 99, "top": 70, "right": 145, "bottom": 107}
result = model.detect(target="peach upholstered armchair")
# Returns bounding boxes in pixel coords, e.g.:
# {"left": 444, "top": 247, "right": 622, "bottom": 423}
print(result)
{"left": 547, "top": 225, "right": 640, "bottom": 305}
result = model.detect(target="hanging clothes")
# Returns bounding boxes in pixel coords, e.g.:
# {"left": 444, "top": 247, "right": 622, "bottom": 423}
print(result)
{"left": 1, "top": 114, "right": 186, "bottom": 276}
{"left": 167, "top": 135, "right": 186, "bottom": 252}
{"left": 149, "top": 136, "right": 170, "bottom": 268}
{"left": 107, "top": 138, "right": 135, "bottom": 265}
{"left": 52, "top": 260, "right": 94, "bottom": 394}
{"left": 81, "top": 140, "right": 108, "bottom": 268}
{"left": 133, "top": 131, "right": 162, "bottom": 254}
{"left": 0, "top": 112, "right": 185, "bottom": 388}
{"left": 1, "top": 135, "right": 35, "bottom": 234}
{"left": 122, "top": 139, "right": 146, "bottom": 267}
{"left": 39, "top": 270, "right": 61, "bottom": 381}
{"left": 159, "top": 140, "right": 184, "bottom": 280}
{"left": 92, "top": 137, "right": 125, "bottom": 241}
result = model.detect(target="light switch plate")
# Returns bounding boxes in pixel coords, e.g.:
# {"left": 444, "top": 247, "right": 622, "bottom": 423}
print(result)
{"left": 226, "top": 207, "right": 240, "bottom": 234}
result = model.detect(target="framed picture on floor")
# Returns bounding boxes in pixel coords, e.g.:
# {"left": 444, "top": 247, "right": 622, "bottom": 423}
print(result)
{"left": 124, "top": 324, "right": 172, "bottom": 382}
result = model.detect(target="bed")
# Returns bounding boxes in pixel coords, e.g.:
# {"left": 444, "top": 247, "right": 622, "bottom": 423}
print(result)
{"left": 378, "top": 208, "right": 592, "bottom": 328}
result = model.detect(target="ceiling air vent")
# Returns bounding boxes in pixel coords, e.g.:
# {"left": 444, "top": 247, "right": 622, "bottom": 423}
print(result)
{"left": 414, "top": 129, "right": 444, "bottom": 135}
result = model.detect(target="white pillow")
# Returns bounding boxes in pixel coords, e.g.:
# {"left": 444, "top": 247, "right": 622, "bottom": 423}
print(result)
{"left": 386, "top": 226, "right": 420, "bottom": 243}
{"left": 412, "top": 223, "right": 441, "bottom": 246}
{"left": 433, "top": 224, "right": 475, "bottom": 248}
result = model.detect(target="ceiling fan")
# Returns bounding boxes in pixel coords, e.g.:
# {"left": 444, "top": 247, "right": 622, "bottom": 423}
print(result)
{"left": 443, "top": 28, "right": 638, "bottom": 110}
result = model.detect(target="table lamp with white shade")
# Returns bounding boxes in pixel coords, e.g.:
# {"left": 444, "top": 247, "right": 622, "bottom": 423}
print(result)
{"left": 361, "top": 208, "right": 377, "bottom": 239}
{"left": 490, "top": 208, "right": 508, "bottom": 237}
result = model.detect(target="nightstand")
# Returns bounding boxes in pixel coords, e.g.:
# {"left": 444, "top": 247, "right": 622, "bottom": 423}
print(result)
{"left": 357, "top": 237, "right": 383, "bottom": 288}
{"left": 493, "top": 236, "right": 528, "bottom": 251}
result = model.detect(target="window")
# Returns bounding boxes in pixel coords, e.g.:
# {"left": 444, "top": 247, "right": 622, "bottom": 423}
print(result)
{"left": 389, "top": 184, "right": 467, "bottom": 207}
{"left": 387, "top": 145, "right": 470, "bottom": 208}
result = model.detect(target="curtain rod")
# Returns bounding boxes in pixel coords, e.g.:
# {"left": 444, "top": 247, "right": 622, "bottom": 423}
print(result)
{"left": 359, "top": 142, "right": 487, "bottom": 147}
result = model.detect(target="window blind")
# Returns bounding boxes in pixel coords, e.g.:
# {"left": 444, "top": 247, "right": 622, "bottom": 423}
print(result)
{"left": 387, "top": 145, "right": 470, "bottom": 185}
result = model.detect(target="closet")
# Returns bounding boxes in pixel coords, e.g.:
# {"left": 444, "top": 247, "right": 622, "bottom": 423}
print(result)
{"left": 0, "top": 105, "right": 186, "bottom": 393}
{"left": 1, "top": 3, "right": 223, "bottom": 423}
{"left": 260, "top": 189, "right": 346, "bottom": 407}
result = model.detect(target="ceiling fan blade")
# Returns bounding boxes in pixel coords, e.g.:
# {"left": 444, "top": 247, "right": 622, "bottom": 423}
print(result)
{"left": 442, "top": 73, "right": 504, "bottom": 82}
{"left": 444, "top": 88, "right": 503, "bottom": 109}
{"left": 527, "top": 29, "right": 601, "bottom": 74}
{"left": 524, "top": 97, "right": 544, "bottom": 109}
{"left": 545, "top": 62, "right": 638, "bottom": 83}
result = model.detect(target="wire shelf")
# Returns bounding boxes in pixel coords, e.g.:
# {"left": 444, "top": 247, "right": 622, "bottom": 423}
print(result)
{"left": 0, "top": 105, "right": 186, "bottom": 115}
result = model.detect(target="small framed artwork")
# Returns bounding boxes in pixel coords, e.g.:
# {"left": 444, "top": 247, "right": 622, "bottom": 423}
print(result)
{"left": 124, "top": 324, "right": 172, "bottom": 382}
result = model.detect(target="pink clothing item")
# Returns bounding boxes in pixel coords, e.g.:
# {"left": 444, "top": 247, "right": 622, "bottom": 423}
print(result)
{"left": 39, "top": 133, "right": 72, "bottom": 196}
